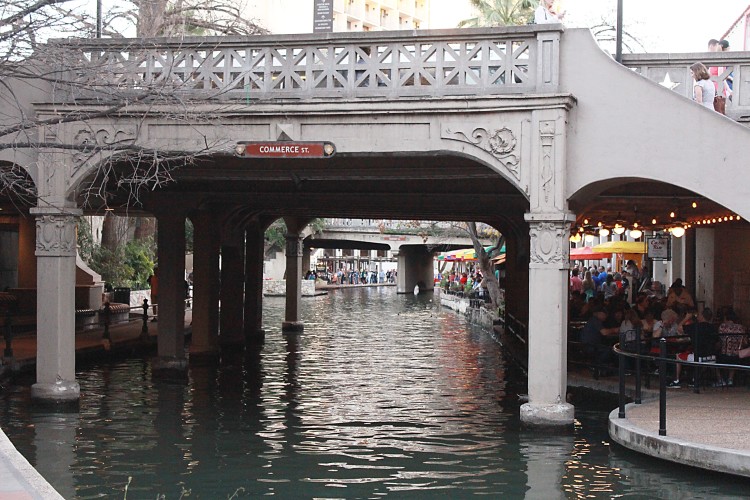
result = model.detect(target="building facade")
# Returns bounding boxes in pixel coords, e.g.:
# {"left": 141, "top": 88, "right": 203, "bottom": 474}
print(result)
{"left": 246, "top": 0, "right": 475, "bottom": 34}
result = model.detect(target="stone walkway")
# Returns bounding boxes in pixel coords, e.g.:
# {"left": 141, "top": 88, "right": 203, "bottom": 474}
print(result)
{"left": 608, "top": 386, "right": 750, "bottom": 477}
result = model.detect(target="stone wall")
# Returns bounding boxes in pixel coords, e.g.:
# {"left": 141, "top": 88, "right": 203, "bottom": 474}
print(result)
{"left": 263, "top": 279, "right": 318, "bottom": 296}
{"left": 435, "top": 289, "right": 497, "bottom": 330}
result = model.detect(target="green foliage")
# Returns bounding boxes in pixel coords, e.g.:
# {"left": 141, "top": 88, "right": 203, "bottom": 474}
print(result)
{"left": 459, "top": 0, "right": 536, "bottom": 27}
{"left": 77, "top": 217, "right": 156, "bottom": 290}
{"left": 264, "top": 218, "right": 325, "bottom": 254}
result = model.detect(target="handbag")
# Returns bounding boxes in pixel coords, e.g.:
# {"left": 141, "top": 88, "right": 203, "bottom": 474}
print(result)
{"left": 714, "top": 95, "right": 726, "bottom": 114}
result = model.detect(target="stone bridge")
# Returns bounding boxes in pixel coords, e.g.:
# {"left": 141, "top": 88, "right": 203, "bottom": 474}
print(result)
{"left": 2, "top": 25, "right": 750, "bottom": 426}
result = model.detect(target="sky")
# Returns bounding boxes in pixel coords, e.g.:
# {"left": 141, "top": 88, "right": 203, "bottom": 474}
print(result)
{"left": 434, "top": 0, "right": 749, "bottom": 52}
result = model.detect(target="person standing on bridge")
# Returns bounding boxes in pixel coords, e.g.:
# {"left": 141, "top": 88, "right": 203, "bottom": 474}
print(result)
{"left": 691, "top": 62, "right": 716, "bottom": 110}
{"left": 534, "top": 0, "right": 565, "bottom": 24}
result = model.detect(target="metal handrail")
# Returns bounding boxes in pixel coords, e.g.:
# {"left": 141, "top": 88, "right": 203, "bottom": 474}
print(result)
{"left": 613, "top": 335, "right": 750, "bottom": 436}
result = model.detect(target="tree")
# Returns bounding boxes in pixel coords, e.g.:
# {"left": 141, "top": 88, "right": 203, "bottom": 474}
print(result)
{"left": 465, "top": 222, "right": 503, "bottom": 310}
{"left": 458, "top": 0, "right": 536, "bottom": 28}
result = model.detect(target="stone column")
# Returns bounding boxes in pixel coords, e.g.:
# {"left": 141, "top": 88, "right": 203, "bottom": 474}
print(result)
{"left": 521, "top": 214, "right": 575, "bottom": 426}
{"left": 153, "top": 211, "right": 187, "bottom": 376}
{"left": 190, "top": 211, "right": 220, "bottom": 357}
{"left": 520, "top": 110, "right": 574, "bottom": 426}
{"left": 282, "top": 231, "right": 304, "bottom": 332}
{"left": 396, "top": 245, "right": 434, "bottom": 294}
{"left": 243, "top": 221, "right": 265, "bottom": 343}
{"left": 30, "top": 207, "right": 81, "bottom": 402}
{"left": 219, "top": 236, "right": 245, "bottom": 346}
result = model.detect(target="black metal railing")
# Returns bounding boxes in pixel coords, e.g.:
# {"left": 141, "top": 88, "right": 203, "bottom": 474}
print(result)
{"left": 1, "top": 298, "right": 192, "bottom": 364}
{"left": 613, "top": 334, "right": 750, "bottom": 437}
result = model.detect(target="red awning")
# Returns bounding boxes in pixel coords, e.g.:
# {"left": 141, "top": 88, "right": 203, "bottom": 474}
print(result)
{"left": 569, "top": 246, "right": 611, "bottom": 260}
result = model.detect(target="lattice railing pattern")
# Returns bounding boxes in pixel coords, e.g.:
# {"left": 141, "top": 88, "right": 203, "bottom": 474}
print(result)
{"left": 51, "top": 29, "right": 560, "bottom": 101}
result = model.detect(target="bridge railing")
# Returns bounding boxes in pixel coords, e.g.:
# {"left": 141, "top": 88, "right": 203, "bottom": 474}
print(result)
{"left": 49, "top": 26, "right": 562, "bottom": 102}
{"left": 621, "top": 52, "right": 750, "bottom": 121}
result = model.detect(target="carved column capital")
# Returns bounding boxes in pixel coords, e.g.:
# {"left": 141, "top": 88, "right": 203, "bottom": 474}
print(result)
{"left": 285, "top": 234, "right": 304, "bottom": 258}
{"left": 525, "top": 212, "right": 575, "bottom": 269}
{"left": 30, "top": 208, "right": 82, "bottom": 257}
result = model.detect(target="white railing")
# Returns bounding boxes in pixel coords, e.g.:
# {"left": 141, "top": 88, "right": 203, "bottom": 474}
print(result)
{"left": 50, "top": 26, "right": 561, "bottom": 101}
{"left": 622, "top": 51, "right": 750, "bottom": 120}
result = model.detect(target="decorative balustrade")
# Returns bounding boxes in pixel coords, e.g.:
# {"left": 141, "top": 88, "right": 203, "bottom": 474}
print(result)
{"left": 50, "top": 26, "right": 561, "bottom": 102}
{"left": 622, "top": 51, "right": 750, "bottom": 120}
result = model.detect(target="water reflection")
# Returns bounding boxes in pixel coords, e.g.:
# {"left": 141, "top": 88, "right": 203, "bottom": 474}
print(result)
{"left": 1, "top": 287, "right": 749, "bottom": 497}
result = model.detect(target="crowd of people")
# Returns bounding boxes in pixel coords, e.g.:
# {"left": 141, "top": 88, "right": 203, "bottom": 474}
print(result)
{"left": 571, "top": 263, "right": 749, "bottom": 387}
{"left": 439, "top": 269, "right": 489, "bottom": 299}
{"left": 310, "top": 268, "right": 396, "bottom": 285}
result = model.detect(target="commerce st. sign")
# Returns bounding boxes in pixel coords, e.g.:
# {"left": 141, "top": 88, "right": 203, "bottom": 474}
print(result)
{"left": 234, "top": 142, "right": 336, "bottom": 158}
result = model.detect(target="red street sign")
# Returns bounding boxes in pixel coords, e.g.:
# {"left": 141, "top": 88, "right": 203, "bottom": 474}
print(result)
{"left": 234, "top": 141, "right": 335, "bottom": 158}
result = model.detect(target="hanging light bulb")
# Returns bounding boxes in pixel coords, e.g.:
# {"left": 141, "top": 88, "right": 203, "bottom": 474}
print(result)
{"left": 692, "top": 201, "right": 698, "bottom": 208}
{"left": 569, "top": 233, "right": 581, "bottom": 243}
{"left": 583, "top": 218, "right": 589, "bottom": 225}
{"left": 671, "top": 226, "right": 686, "bottom": 238}
{"left": 652, "top": 218, "right": 657, "bottom": 225}
{"left": 613, "top": 224, "right": 626, "bottom": 235}
{"left": 669, "top": 211, "right": 676, "bottom": 218}
{"left": 584, "top": 233, "right": 595, "bottom": 243}
{"left": 629, "top": 228, "right": 643, "bottom": 239}
{"left": 599, "top": 227, "right": 610, "bottom": 237}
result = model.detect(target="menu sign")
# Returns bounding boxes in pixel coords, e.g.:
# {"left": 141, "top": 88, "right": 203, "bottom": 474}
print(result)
{"left": 647, "top": 235, "right": 671, "bottom": 261}
{"left": 314, "top": 0, "right": 334, "bottom": 33}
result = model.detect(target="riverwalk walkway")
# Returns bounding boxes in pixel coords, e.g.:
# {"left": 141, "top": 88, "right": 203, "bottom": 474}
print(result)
{"left": 568, "top": 367, "right": 750, "bottom": 477}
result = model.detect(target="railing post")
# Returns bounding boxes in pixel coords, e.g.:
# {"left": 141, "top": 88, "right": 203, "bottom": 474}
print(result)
{"left": 618, "top": 331, "right": 626, "bottom": 418}
{"left": 102, "top": 301, "right": 111, "bottom": 342}
{"left": 634, "top": 327, "right": 642, "bottom": 404}
{"left": 693, "top": 329, "right": 701, "bottom": 394}
{"left": 140, "top": 299, "right": 149, "bottom": 341}
{"left": 659, "top": 338, "right": 667, "bottom": 436}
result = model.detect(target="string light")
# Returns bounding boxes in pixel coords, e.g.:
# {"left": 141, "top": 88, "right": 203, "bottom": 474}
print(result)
{"left": 692, "top": 202, "right": 698, "bottom": 208}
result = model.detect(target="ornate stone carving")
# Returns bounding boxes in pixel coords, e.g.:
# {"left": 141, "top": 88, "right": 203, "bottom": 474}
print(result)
{"left": 70, "top": 126, "right": 137, "bottom": 176}
{"left": 285, "top": 235, "right": 303, "bottom": 258}
{"left": 529, "top": 221, "right": 568, "bottom": 265}
{"left": 539, "top": 120, "right": 555, "bottom": 206}
{"left": 443, "top": 126, "right": 520, "bottom": 180}
{"left": 35, "top": 215, "right": 77, "bottom": 257}
{"left": 73, "top": 127, "right": 136, "bottom": 150}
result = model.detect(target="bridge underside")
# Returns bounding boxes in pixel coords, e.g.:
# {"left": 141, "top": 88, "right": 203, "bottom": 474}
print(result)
{"left": 95, "top": 153, "right": 527, "bottom": 223}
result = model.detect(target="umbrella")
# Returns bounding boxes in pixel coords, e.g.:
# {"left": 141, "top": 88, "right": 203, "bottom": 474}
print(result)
{"left": 591, "top": 241, "right": 647, "bottom": 254}
{"left": 436, "top": 245, "right": 503, "bottom": 262}
{"left": 569, "top": 246, "right": 611, "bottom": 260}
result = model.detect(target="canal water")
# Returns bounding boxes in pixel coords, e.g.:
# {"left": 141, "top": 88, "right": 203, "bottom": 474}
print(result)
{"left": 1, "top": 287, "right": 748, "bottom": 498}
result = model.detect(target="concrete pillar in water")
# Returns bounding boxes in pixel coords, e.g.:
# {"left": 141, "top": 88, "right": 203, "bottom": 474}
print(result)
{"left": 190, "top": 210, "right": 220, "bottom": 357}
{"left": 282, "top": 217, "right": 307, "bottom": 332}
{"left": 243, "top": 221, "right": 265, "bottom": 343}
{"left": 219, "top": 235, "right": 245, "bottom": 346}
{"left": 396, "top": 245, "right": 434, "bottom": 294}
{"left": 521, "top": 213, "right": 575, "bottom": 427}
{"left": 30, "top": 207, "right": 81, "bottom": 403}
{"left": 153, "top": 211, "right": 187, "bottom": 377}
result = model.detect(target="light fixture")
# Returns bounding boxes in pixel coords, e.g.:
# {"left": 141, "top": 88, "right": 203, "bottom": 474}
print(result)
{"left": 629, "top": 228, "right": 643, "bottom": 239}
{"left": 569, "top": 233, "right": 582, "bottom": 243}
{"left": 613, "top": 224, "right": 625, "bottom": 235}
{"left": 583, "top": 219, "right": 589, "bottom": 225}
{"left": 670, "top": 226, "right": 686, "bottom": 238}
{"left": 599, "top": 227, "right": 610, "bottom": 237}
{"left": 584, "top": 233, "right": 595, "bottom": 243}
{"left": 692, "top": 201, "right": 698, "bottom": 208}
{"left": 652, "top": 218, "right": 657, "bottom": 225}
{"left": 669, "top": 211, "right": 676, "bottom": 218}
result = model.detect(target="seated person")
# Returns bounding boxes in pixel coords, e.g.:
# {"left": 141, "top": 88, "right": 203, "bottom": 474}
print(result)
{"left": 581, "top": 306, "right": 620, "bottom": 370}
{"left": 666, "top": 278, "right": 695, "bottom": 309}
{"left": 669, "top": 308, "right": 718, "bottom": 388}
{"left": 718, "top": 308, "right": 747, "bottom": 386}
